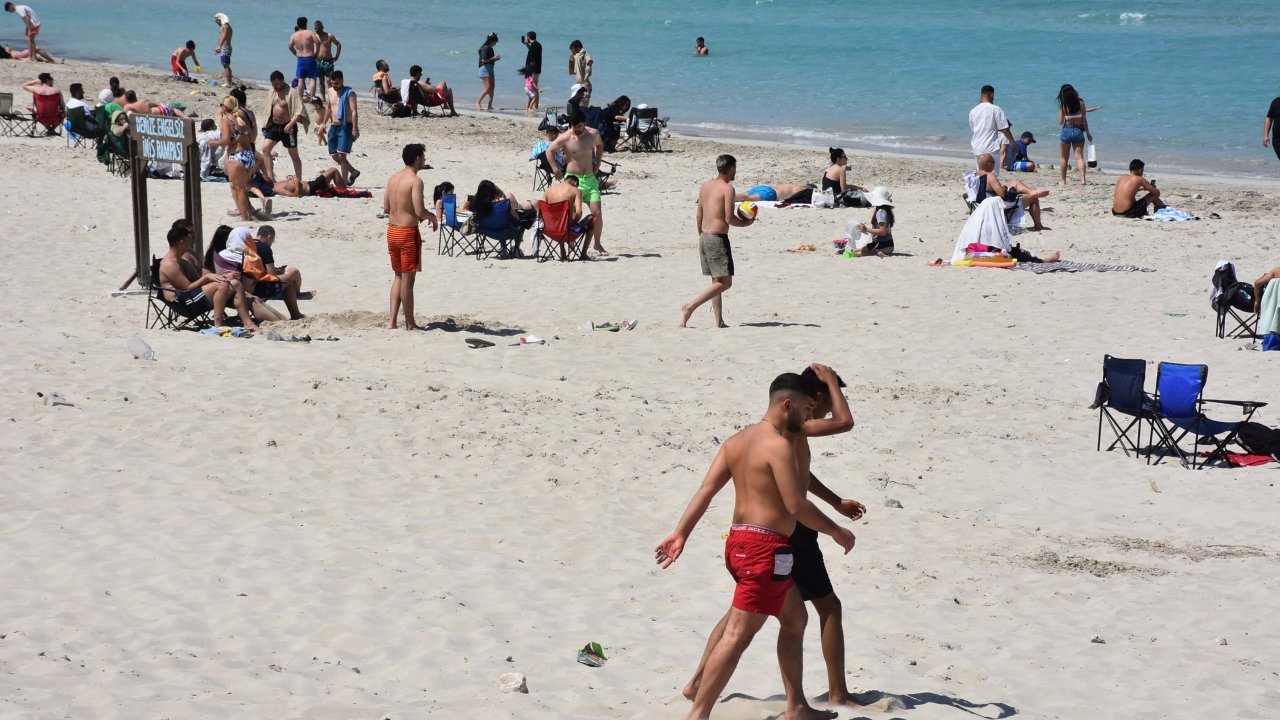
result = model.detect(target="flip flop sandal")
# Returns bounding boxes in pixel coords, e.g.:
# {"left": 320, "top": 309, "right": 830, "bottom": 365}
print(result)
{"left": 465, "top": 338, "right": 495, "bottom": 349}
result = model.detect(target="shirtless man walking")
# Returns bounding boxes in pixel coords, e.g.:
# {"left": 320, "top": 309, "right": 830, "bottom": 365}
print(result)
{"left": 320, "top": 71, "right": 360, "bottom": 185}
{"left": 684, "top": 365, "right": 868, "bottom": 708}
{"left": 261, "top": 69, "right": 307, "bottom": 182}
{"left": 212, "top": 12, "right": 233, "bottom": 86}
{"left": 383, "top": 143, "right": 437, "bottom": 331}
{"left": 656, "top": 372, "right": 855, "bottom": 720}
{"left": 547, "top": 108, "right": 607, "bottom": 257}
{"left": 681, "top": 154, "right": 754, "bottom": 328}
{"left": 288, "top": 17, "right": 320, "bottom": 100}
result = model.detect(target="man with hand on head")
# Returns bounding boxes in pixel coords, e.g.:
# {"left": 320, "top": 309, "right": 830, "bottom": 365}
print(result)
{"left": 656, "top": 371, "right": 855, "bottom": 720}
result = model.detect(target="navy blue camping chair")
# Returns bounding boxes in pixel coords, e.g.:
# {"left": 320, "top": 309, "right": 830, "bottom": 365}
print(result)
{"left": 1090, "top": 355, "right": 1155, "bottom": 459}
{"left": 474, "top": 199, "right": 524, "bottom": 260}
{"left": 1150, "top": 362, "right": 1266, "bottom": 469}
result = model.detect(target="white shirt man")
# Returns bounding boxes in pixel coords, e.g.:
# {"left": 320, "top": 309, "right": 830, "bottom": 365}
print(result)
{"left": 969, "top": 85, "right": 1014, "bottom": 174}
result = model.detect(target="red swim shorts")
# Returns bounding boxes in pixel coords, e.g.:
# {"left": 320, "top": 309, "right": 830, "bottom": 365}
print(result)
{"left": 387, "top": 224, "right": 422, "bottom": 273}
{"left": 171, "top": 53, "right": 187, "bottom": 75}
{"left": 724, "top": 524, "right": 794, "bottom": 617}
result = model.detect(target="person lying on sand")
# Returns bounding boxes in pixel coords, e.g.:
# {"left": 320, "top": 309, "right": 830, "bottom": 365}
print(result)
{"left": 122, "top": 89, "right": 189, "bottom": 117}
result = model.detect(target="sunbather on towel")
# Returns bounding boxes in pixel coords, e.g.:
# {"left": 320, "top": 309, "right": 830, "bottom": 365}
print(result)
{"left": 736, "top": 183, "right": 814, "bottom": 203}
{"left": 268, "top": 167, "right": 349, "bottom": 197}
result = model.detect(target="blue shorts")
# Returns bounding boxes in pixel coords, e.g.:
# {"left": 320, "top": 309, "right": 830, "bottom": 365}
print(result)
{"left": 219, "top": 53, "right": 231, "bottom": 68}
{"left": 747, "top": 184, "right": 777, "bottom": 201}
{"left": 1059, "top": 125, "right": 1086, "bottom": 146}
{"left": 297, "top": 56, "right": 318, "bottom": 79}
{"left": 478, "top": 64, "right": 494, "bottom": 79}
{"left": 327, "top": 123, "right": 354, "bottom": 155}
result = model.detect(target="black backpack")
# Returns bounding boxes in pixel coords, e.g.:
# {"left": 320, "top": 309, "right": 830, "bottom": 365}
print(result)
{"left": 1212, "top": 263, "right": 1255, "bottom": 313}
{"left": 1237, "top": 422, "right": 1280, "bottom": 458}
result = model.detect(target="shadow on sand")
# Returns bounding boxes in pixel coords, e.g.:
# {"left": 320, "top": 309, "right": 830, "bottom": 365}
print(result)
{"left": 721, "top": 689, "right": 1017, "bottom": 719}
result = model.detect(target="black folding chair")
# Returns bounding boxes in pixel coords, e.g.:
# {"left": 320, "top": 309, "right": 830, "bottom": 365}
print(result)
{"left": 1211, "top": 262, "right": 1258, "bottom": 339}
{"left": 0, "top": 91, "right": 38, "bottom": 138}
{"left": 145, "top": 256, "right": 215, "bottom": 331}
{"left": 1090, "top": 355, "right": 1155, "bottom": 459}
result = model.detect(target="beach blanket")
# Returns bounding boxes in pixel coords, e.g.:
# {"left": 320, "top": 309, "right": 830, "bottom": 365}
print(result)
{"left": 1147, "top": 207, "right": 1198, "bottom": 222}
{"left": 313, "top": 186, "right": 373, "bottom": 199}
{"left": 1010, "top": 261, "right": 1155, "bottom": 274}
{"left": 951, "top": 197, "right": 1011, "bottom": 261}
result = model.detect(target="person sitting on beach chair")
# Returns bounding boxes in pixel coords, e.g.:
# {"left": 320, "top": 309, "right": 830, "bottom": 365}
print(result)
{"left": 1112, "top": 158, "right": 1166, "bottom": 218}
{"left": 967, "top": 153, "right": 1049, "bottom": 231}
{"left": 1254, "top": 266, "right": 1280, "bottom": 315}
{"left": 402, "top": 65, "right": 458, "bottom": 117}
{"left": 159, "top": 221, "right": 246, "bottom": 329}
{"left": 21, "top": 72, "right": 63, "bottom": 135}
{"left": 371, "top": 59, "right": 402, "bottom": 114}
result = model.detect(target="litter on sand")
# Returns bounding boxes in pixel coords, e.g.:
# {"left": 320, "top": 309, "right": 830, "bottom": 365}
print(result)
{"left": 577, "top": 642, "right": 607, "bottom": 668}
{"left": 126, "top": 337, "right": 155, "bottom": 360}
{"left": 465, "top": 338, "right": 495, "bottom": 349}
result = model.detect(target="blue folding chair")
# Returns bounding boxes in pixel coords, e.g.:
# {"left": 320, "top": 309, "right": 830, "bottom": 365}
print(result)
{"left": 1090, "top": 355, "right": 1155, "bottom": 459}
{"left": 1150, "top": 362, "right": 1267, "bottom": 469}
{"left": 437, "top": 194, "right": 478, "bottom": 257}
{"left": 473, "top": 199, "right": 524, "bottom": 260}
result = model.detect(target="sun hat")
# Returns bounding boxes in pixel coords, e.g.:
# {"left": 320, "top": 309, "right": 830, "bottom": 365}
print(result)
{"left": 866, "top": 186, "right": 894, "bottom": 207}
{"left": 569, "top": 83, "right": 584, "bottom": 99}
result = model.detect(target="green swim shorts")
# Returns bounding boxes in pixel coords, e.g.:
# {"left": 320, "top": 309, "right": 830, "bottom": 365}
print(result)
{"left": 570, "top": 172, "right": 601, "bottom": 203}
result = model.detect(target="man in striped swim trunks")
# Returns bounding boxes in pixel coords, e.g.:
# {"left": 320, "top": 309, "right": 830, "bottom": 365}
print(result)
{"left": 656, "top": 372, "right": 856, "bottom": 720}
{"left": 383, "top": 143, "right": 437, "bottom": 331}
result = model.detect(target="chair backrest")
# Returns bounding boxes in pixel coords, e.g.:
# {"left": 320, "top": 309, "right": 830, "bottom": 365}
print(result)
{"left": 537, "top": 200, "right": 573, "bottom": 241}
{"left": 67, "top": 106, "right": 91, "bottom": 135}
{"left": 0, "top": 92, "right": 12, "bottom": 115}
{"left": 33, "top": 92, "right": 63, "bottom": 126}
{"left": 442, "top": 193, "right": 460, "bottom": 228}
{"left": 1155, "top": 362, "right": 1207, "bottom": 419}
{"left": 477, "top": 199, "right": 512, "bottom": 235}
{"left": 1102, "top": 355, "right": 1147, "bottom": 412}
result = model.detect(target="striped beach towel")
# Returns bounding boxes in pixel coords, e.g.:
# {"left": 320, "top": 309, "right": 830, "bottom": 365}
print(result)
{"left": 1010, "top": 261, "right": 1154, "bottom": 274}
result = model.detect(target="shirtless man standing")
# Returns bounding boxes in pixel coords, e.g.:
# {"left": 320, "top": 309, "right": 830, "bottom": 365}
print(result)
{"left": 320, "top": 71, "right": 360, "bottom": 185}
{"left": 314, "top": 20, "right": 341, "bottom": 85}
{"left": 547, "top": 108, "right": 607, "bottom": 257}
{"left": 289, "top": 17, "right": 320, "bottom": 100}
{"left": 383, "top": 143, "right": 437, "bottom": 331}
{"left": 681, "top": 154, "right": 754, "bottom": 328}
{"left": 212, "top": 13, "right": 233, "bottom": 86}
{"left": 656, "top": 372, "right": 855, "bottom": 720}
{"left": 684, "top": 365, "right": 867, "bottom": 708}
{"left": 261, "top": 69, "right": 307, "bottom": 182}
{"left": 1112, "top": 158, "right": 1166, "bottom": 218}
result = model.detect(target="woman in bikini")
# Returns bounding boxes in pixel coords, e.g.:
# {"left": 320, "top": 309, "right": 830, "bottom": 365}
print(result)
{"left": 211, "top": 95, "right": 257, "bottom": 221}
{"left": 1057, "top": 84, "right": 1092, "bottom": 186}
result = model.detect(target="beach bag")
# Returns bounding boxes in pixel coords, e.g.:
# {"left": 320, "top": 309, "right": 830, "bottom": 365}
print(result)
{"left": 811, "top": 187, "right": 835, "bottom": 208}
{"left": 390, "top": 102, "right": 412, "bottom": 118}
{"left": 1087, "top": 141, "right": 1098, "bottom": 169}
{"left": 1263, "top": 333, "right": 1280, "bottom": 352}
{"left": 838, "top": 189, "right": 871, "bottom": 208}
{"left": 1237, "top": 422, "right": 1280, "bottom": 456}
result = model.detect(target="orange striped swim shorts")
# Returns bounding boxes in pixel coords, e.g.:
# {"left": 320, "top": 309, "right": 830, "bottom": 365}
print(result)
{"left": 387, "top": 224, "right": 422, "bottom": 273}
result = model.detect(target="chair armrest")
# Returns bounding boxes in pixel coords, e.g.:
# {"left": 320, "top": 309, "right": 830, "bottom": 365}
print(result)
{"left": 1088, "top": 381, "right": 1107, "bottom": 410}
{"left": 1202, "top": 398, "right": 1267, "bottom": 409}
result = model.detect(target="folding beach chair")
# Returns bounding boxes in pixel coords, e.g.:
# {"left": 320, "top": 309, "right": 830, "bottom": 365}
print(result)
{"left": 1210, "top": 261, "right": 1258, "bottom": 339}
{"left": 1089, "top": 355, "right": 1155, "bottom": 459}
{"left": 537, "top": 105, "right": 563, "bottom": 132}
{"left": 963, "top": 171, "right": 1023, "bottom": 224}
{"left": 437, "top": 194, "right": 480, "bottom": 257}
{"left": 1149, "top": 362, "right": 1267, "bottom": 469}
{"left": 624, "top": 106, "right": 666, "bottom": 152}
{"left": 473, "top": 199, "right": 525, "bottom": 260}
{"left": 0, "top": 91, "right": 38, "bottom": 137}
{"left": 31, "top": 92, "right": 64, "bottom": 136}
{"left": 371, "top": 84, "right": 401, "bottom": 116}
{"left": 532, "top": 150, "right": 554, "bottom": 192}
{"left": 65, "top": 106, "right": 96, "bottom": 149}
{"left": 534, "top": 200, "right": 588, "bottom": 262}
{"left": 145, "top": 256, "right": 215, "bottom": 331}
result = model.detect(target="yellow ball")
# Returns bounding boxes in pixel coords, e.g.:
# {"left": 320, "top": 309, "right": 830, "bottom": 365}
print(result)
{"left": 735, "top": 200, "right": 758, "bottom": 222}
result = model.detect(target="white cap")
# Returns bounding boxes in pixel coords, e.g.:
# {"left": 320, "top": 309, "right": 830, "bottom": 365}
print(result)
{"left": 99, "top": 89, "right": 113, "bottom": 104}
{"left": 569, "top": 83, "right": 584, "bottom": 99}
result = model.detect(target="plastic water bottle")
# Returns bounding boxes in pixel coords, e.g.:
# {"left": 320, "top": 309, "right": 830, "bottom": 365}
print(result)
{"left": 126, "top": 337, "right": 155, "bottom": 360}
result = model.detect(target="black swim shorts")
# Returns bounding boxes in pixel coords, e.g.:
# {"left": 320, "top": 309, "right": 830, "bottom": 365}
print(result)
{"left": 263, "top": 122, "right": 298, "bottom": 149}
{"left": 790, "top": 522, "right": 834, "bottom": 601}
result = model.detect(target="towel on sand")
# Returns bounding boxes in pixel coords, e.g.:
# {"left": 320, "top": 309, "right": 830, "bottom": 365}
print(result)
{"left": 1010, "top": 261, "right": 1155, "bottom": 274}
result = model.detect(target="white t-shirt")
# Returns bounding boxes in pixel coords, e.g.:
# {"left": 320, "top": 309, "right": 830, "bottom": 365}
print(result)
{"left": 969, "top": 102, "right": 1009, "bottom": 156}
{"left": 67, "top": 98, "right": 93, "bottom": 112}
{"left": 14, "top": 5, "right": 40, "bottom": 26}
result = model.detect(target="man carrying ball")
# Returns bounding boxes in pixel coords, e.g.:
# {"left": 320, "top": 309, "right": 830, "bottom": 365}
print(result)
{"left": 680, "top": 154, "right": 755, "bottom": 328}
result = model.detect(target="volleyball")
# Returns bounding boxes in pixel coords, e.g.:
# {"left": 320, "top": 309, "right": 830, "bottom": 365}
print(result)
{"left": 735, "top": 201, "right": 758, "bottom": 222}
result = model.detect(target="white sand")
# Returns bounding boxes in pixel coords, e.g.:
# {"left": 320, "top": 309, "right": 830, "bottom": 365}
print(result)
{"left": 1, "top": 59, "right": 1278, "bottom": 720}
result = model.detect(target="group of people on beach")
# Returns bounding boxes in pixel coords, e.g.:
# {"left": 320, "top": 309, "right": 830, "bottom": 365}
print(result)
{"left": 473, "top": 30, "right": 593, "bottom": 116}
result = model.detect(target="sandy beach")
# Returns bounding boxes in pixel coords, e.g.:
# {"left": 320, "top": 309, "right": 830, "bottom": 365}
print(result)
{"left": 1, "top": 58, "right": 1278, "bottom": 720}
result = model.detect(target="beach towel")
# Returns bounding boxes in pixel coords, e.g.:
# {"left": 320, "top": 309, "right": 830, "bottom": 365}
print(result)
{"left": 952, "top": 197, "right": 1011, "bottom": 261}
{"left": 1009, "top": 261, "right": 1155, "bottom": 274}
{"left": 313, "top": 186, "right": 373, "bottom": 199}
{"left": 1260, "top": 278, "right": 1280, "bottom": 337}
{"left": 1147, "top": 207, "right": 1197, "bottom": 222}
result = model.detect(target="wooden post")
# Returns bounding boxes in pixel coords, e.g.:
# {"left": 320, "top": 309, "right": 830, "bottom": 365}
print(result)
{"left": 125, "top": 114, "right": 200, "bottom": 290}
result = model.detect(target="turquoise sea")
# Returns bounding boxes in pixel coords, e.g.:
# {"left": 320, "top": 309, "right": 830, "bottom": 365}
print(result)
{"left": 6, "top": 0, "right": 1278, "bottom": 177}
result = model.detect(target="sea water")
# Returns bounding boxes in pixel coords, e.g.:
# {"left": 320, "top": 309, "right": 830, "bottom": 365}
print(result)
{"left": 6, "top": 0, "right": 1278, "bottom": 177}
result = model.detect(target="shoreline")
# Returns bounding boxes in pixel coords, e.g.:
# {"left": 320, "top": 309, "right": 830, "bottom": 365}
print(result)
{"left": 23, "top": 51, "right": 1280, "bottom": 187}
